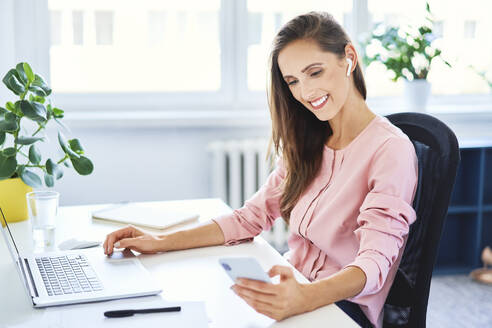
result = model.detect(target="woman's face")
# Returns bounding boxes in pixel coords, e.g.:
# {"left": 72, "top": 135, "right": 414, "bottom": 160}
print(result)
{"left": 277, "top": 39, "right": 353, "bottom": 121}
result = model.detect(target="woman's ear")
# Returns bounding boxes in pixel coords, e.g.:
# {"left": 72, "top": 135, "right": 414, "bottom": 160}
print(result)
{"left": 344, "top": 44, "right": 358, "bottom": 76}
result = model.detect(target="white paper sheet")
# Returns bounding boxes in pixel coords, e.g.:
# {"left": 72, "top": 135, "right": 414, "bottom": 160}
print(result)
{"left": 33, "top": 296, "right": 209, "bottom": 328}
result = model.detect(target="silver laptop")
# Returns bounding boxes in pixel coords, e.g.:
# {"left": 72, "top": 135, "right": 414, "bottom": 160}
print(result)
{"left": 0, "top": 208, "right": 162, "bottom": 307}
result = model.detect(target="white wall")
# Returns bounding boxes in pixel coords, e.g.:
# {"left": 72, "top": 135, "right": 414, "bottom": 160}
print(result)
{"left": 49, "top": 123, "right": 270, "bottom": 206}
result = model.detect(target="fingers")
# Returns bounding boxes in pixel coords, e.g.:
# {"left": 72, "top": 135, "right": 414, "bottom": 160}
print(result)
{"left": 232, "top": 285, "right": 277, "bottom": 305}
{"left": 112, "top": 235, "right": 160, "bottom": 254}
{"left": 117, "top": 237, "right": 138, "bottom": 249}
{"left": 232, "top": 286, "right": 284, "bottom": 320}
{"left": 268, "top": 265, "right": 294, "bottom": 280}
{"left": 104, "top": 225, "right": 137, "bottom": 255}
{"left": 236, "top": 278, "right": 277, "bottom": 294}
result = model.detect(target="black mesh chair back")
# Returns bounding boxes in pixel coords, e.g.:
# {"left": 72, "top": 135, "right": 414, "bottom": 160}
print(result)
{"left": 383, "top": 112, "right": 460, "bottom": 328}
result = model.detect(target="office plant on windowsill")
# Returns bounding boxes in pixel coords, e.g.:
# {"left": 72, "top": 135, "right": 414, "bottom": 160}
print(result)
{"left": 0, "top": 62, "right": 94, "bottom": 223}
{"left": 361, "top": 2, "right": 451, "bottom": 112}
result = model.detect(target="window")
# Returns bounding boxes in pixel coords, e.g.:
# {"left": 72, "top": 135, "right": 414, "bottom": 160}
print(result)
{"left": 148, "top": 11, "right": 167, "bottom": 46}
{"left": 50, "top": 11, "right": 62, "bottom": 46}
{"left": 464, "top": 20, "right": 476, "bottom": 39}
{"left": 48, "top": 0, "right": 221, "bottom": 94}
{"left": 95, "top": 11, "right": 114, "bottom": 45}
{"left": 39, "top": 0, "right": 491, "bottom": 113}
{"left": 72, "top": 11, "right": 84, "bottom": 45}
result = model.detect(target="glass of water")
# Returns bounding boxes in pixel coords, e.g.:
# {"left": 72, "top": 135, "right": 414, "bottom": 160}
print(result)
{"left": 26, "top": 191, "right": 59, "bottom": 250}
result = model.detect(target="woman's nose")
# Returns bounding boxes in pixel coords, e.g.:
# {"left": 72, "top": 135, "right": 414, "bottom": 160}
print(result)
{"left": 300, "top": 83, "right": 316, "bottom": 101}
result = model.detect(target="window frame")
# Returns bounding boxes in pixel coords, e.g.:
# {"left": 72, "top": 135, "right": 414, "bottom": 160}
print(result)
{"left": 20, "top": 0, "right": 491, "bottom": 118}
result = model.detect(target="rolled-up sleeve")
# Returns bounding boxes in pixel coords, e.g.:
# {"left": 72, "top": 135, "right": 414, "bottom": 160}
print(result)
{"left": 213, "top": 157, "right": 286, "bottom": 245}
{"left": 344, "top": 137, "right": 418, "bottom": 298}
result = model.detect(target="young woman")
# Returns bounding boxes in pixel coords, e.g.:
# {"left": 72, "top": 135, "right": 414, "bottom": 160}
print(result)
{"left": 103, "top": 12, "right": 417, "bottom": 328}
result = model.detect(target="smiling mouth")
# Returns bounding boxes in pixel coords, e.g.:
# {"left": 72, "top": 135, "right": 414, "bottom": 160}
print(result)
{"left": 309, "top": 95, "right": 329, "bottom": 110}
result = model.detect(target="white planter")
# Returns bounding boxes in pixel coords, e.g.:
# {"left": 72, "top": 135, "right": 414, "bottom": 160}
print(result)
{"left": 403, "top": 79, "right": 431, "bottom": 112}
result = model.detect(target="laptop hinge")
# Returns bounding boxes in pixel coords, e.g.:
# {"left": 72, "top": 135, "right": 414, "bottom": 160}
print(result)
{"left": 21, "top": 258, "right": 39, "bottom": 298}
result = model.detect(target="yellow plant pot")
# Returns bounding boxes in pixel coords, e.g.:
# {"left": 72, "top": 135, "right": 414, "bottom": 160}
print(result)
{"left": 0, "top": 178, "right": 33, "bottom": 224}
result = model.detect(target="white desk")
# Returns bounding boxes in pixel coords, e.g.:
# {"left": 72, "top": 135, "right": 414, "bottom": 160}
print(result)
{"left": 0, "top": 198, "right": 358, "bottom": 328}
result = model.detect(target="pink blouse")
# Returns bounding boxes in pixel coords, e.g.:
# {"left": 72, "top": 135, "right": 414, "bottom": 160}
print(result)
{"left": 213, "top": 115, "right": 418, "bottom": 327}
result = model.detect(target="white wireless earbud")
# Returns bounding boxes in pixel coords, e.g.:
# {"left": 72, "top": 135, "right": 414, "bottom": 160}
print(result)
{"left": 346, "top": 58, "right": 353, "bottom": 77}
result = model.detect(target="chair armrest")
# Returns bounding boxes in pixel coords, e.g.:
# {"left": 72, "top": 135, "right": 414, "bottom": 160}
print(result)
{"left": 385, "top": 269, "right": 415, "bottom": 307}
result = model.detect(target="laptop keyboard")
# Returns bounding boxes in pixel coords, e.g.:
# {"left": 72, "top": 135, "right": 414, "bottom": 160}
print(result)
{"left": 35, "top": 254, "right": 103, "bottom": 296}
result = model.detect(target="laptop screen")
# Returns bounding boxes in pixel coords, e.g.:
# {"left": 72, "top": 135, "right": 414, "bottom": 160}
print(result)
{"left": 0, "top": 208, "right": 21, "bottom": 265}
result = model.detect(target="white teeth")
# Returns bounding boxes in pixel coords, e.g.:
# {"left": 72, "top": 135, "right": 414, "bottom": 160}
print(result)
{"left": 311, "top": 95, "right": 328, "bottom": 107}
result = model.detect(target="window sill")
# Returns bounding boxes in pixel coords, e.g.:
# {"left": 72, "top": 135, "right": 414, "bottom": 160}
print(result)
{"left": 61, "top": 94, "right": 492, "bottom": 146}
{"left": 63, "top": 110, "right": 272, "bottom": 128}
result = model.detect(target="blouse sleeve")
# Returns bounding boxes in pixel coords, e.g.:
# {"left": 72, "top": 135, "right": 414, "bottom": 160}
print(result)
{"left": 212, "top": 157, "right": 286, "bottom": 245}
{"left": 343, "top": 137, "right": 418, "bottom": 298}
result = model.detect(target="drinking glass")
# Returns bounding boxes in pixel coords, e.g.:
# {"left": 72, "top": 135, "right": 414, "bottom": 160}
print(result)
{"left": 26, "top": 191, "right": 59, "bottom": 250}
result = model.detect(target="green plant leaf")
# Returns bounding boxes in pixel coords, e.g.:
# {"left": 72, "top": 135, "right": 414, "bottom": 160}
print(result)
{"left": 0, "top": 119, "right": 18, "bottom": 132}
{"left": 0, "top": 132, "right": 5, "bottom": 146}
{"left": 34, "top": 96, "right": 45, "bottom": 104}
{"left": 23, "top": 63, "right": 34, "bottom": 83}
{"left": 46, "top": 159, "right": 63, "bottom": 179}
{"left": 31, "top": 74, "right": 52, "bottom": 96}
{"left": 70, "top": 156, "right": 94, "bottom": 175}
{"left": 52, "top": 107, "right": 64, "bottom": 118}
{"left": 0, "top": 154, "right": 17, "bottom": 178}
{"left": 5, "top": 102, "right": 15, "bottom": 112}
{"left": 29, "top": 144, "right": 42, "bottom": 164}
{"left": 16, "top": 136, "right": 44, "bottom": 145}
{"left": 15, "top": 63, "right": 28, "bottom": 85}
{"left": 14, "top": 101, "right": 23, "bottom": 117}
{"left": 4, "top": 112, "right": 17, "bottom": 122}
{"left": 29, "top": 94, "right": 46, "bottom": 104}
{"left": 0, "top": 107, "right": 7, "bottom": 115}
{"left": 16, "top": 165, "right": 25, "bottom": 176}
{"left": 44, "top": 172, "right": 54, "bottom": 187}
{"left": 20, "top": 168, "right": 42, "bottom": 188}
{"left": 20, "top": 100, "right": 47, "bottom": 122}
{"left": 2, "top": 69, "right": 20, "bottom": 94}
{"left": 7, "top": 75, "right": 25, "bottom": 95}
{"left": 2, "top": 147, "right": 16, "bottom": 157}
{"left": 68, "top": 138, "right": 84, "bottom": 154}
{"left": 58, "top": 132, "right": 80, "bottom": 158}
{"left": 28, "top": 85, "right": 47, "bottom": 97}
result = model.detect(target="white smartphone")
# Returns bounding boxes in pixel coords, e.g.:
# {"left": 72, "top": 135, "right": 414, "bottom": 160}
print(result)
{"left": 219, "top": 257, "right": 272, "bottom": 283}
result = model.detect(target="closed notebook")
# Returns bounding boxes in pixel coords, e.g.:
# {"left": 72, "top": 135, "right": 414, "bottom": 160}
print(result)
{"left": 91, "top": 202, "right": 199, "bottom": 230}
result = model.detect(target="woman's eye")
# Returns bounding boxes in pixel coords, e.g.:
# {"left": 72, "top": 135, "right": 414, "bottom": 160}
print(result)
{"left": 311, "top": 70, "right": 322, "bottom": 77}
{"left": 287, "top": 80, "right": 298, "bottom": 86}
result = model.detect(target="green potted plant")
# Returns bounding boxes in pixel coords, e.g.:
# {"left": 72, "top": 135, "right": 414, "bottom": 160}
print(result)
{"left": 361, "top": 2, "right": 451, "bottom": 112}
{"left": 0, "top": 62, "right": 94, "bottom": 223}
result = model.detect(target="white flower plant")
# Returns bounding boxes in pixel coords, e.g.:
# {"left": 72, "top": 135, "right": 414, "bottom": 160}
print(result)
{"left": 361, "top": 2, "right": 451, "bottom": 82}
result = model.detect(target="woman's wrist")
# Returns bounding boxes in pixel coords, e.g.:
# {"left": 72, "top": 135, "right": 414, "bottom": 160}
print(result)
{"left": 301, "top": 281, "right": 336, "bottom": 312}
{"left": 156, "top": 233, "right": 173, "bottom": 252}
{"left": 302, "top": 266, "right": 367, "bottom": 312}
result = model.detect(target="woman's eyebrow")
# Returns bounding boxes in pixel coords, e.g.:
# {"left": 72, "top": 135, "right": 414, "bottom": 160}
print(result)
{"left": 283, "top": 62, "right": 323, "bottom": 79}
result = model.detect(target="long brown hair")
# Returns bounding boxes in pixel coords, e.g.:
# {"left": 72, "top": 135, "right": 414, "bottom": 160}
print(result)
{"left": 267, "top": 11, "right": 367, "bottom": 222}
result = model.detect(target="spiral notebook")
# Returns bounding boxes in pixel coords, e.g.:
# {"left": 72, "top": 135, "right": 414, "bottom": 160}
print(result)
{"left": 91, "top": 202, "right": 200, "bottom": 230}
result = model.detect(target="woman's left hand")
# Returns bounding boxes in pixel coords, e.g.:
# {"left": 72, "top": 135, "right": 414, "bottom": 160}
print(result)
{"left": 231, "top": 265, "right": 312, "bottom": 321}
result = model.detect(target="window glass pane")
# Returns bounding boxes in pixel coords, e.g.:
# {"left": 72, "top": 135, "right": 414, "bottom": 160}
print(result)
{"left": 247, "top": 1, "right": 353, "bottom": 91}
{"left": 72, "top": 11, "right": 84, "bottom": 45}
{"left": 48, "top": 0, "right": 221, "bottom": 93}
{"left": 95, "top": 11, "right": 114, "bottom": 45}
{"left": 366, "top": 0, "right": 492, "bottom": 97}
{"left": 50, "top": 11, "right": 62, "bottom": 46}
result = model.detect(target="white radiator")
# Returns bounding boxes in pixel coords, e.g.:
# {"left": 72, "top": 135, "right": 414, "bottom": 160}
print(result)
{"left": 207, "top": 138, "right": 288, "bottom": 250}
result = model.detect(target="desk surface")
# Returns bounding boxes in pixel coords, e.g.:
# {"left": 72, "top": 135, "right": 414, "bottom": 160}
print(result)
{"left": 0, "top": 198, "right": 358, "bottom": 328}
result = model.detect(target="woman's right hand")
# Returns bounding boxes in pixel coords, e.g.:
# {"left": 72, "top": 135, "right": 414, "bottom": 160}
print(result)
{"left": 103, "top": 225, "right": 164, "bottom": 255}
